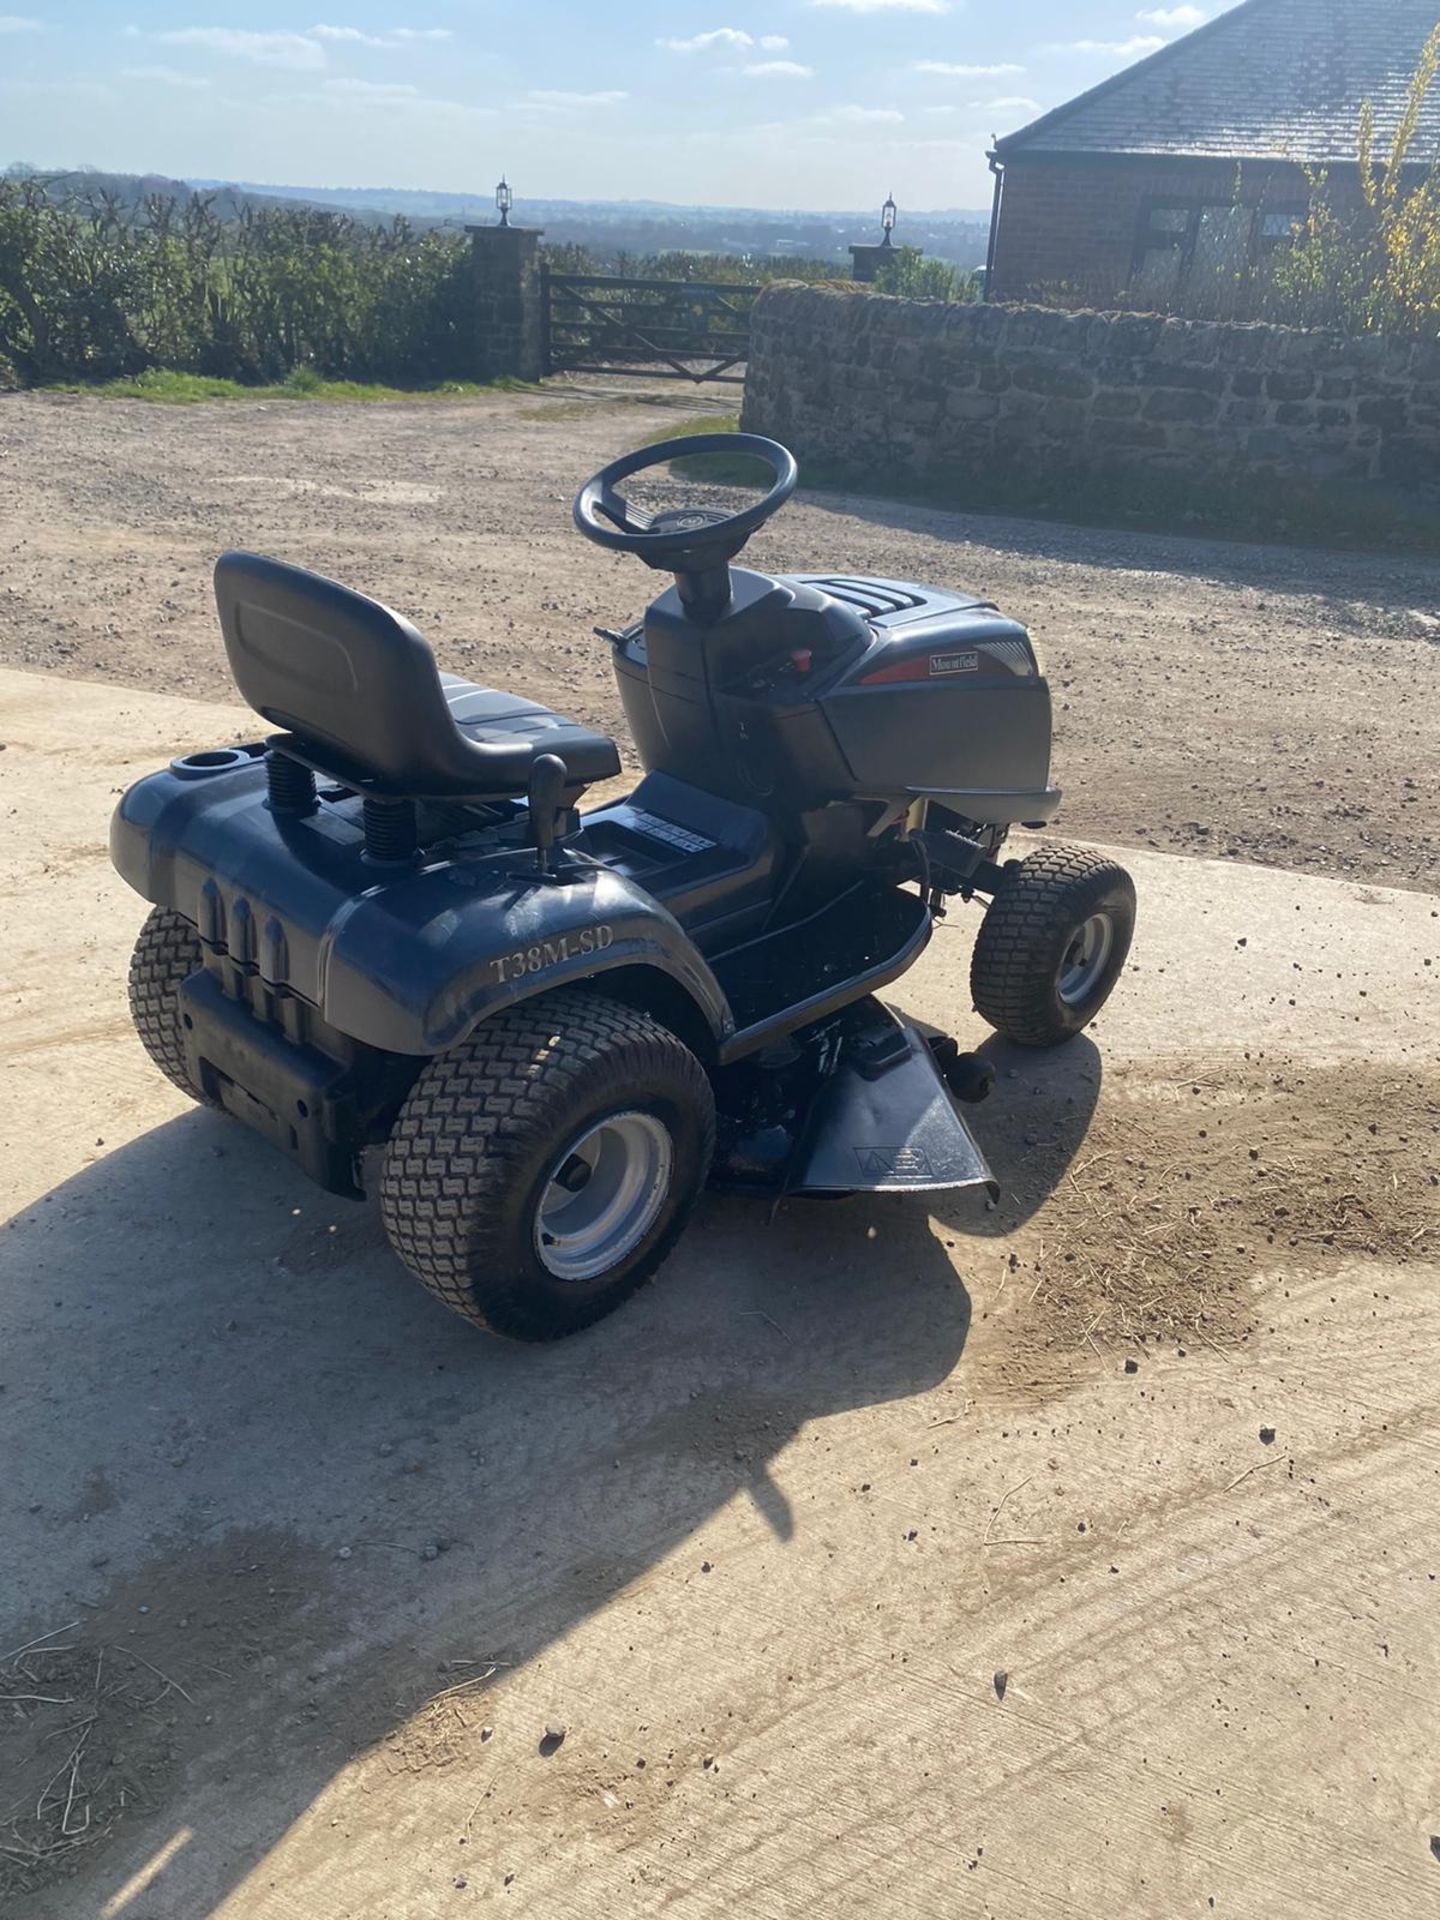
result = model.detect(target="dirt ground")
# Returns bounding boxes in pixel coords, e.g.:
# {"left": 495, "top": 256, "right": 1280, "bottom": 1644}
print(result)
{"left": 1, "top": 382, "right": 1438, "bottom": 891}
{"left": 1, "top": 393, "right": 1439, "bottom": 1917}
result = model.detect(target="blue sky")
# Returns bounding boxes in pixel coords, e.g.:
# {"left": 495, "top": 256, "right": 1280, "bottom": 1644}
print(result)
{"left": 0, "top": 2, "right": 1224, "bottom": 209}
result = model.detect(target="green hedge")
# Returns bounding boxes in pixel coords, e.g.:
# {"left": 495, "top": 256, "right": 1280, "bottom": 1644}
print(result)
{"left": 0, "top": 178, "right": 473, "bottom": 386}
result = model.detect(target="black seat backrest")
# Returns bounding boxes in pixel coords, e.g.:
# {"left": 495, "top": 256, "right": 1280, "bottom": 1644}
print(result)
{"left": 215, "top": 551, "right": 477, "bottom": 791}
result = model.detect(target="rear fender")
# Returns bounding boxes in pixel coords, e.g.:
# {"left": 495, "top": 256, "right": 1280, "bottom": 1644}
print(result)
{"left": 111, "top": 760, "right": 734, "bottom": 1058}
{"left": 322, "top": 862, "right": 735, "bottom": 1057}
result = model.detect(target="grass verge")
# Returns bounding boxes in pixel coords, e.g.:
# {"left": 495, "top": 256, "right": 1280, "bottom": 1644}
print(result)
{"left": 39, "top": 368, "right": 538, "bottom": 404}
{"left": 634, "top": 412, "right": 769, "bottom": 485}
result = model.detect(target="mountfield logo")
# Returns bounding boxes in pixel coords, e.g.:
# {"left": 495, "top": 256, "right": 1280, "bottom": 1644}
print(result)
{"left": 930, "top": 651, "right": 979, "bottom": 675}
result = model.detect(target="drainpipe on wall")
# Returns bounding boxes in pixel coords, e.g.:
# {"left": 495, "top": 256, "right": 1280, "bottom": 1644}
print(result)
{"left": 984, "top": 149, "right": 1004, "bottom": 301}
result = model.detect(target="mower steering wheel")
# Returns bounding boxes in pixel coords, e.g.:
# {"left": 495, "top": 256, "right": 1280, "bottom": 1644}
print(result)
{"left": 573, "top": 433, "right": 797, "bottom": 572}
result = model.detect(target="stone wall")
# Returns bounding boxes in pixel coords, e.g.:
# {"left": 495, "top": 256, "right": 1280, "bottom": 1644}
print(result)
{"left": 740, "top": 284, "right": 1440, "bottom": 496}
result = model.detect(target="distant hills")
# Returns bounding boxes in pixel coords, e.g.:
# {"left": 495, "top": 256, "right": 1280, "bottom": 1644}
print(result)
{"left": 208, "top": 183, "right": 993, "bottom": 266}
{"left": 5, "top": 163, "right": 990, "bottom": 267}
{"left": 4, "top": 164, "right": 333, "bottom": 223}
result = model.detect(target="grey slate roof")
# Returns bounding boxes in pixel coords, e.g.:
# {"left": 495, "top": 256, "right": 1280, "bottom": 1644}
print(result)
{"left": 994, "top": 0, "right": 1440, "bottom": 165}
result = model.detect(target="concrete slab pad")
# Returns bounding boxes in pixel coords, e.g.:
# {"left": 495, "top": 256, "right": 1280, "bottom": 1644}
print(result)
{"left": 1, "top": 668, "right": 1437, "bottom": 1919}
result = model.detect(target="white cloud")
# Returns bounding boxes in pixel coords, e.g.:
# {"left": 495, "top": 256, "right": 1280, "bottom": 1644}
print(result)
{"left": 1044, "top": 34, "right": 1165, "bottom": 56}
{"left": 281, "top": 80, "right": 492, "bottom": 120}
{"left": 810, "top": 102, "right": 905, "bottom": 124}
{"left": 758, "top": 33, "right": 789, "bottom": 48}
{"left": 660, "top": 27, "right": 757, "bottom": 52}
{"left": 311, "top": 23, "right": 453, "bottom": 46}
{"left": 913, "top": 60, "right": 1023, "bottom": 76}
{"left": 525, "top": 88, "right": 629, "bottom": 106}
{"left": 146, "top": 21, "right": 451, "bottom": 72}
{"left": 1137, "top": 5, "right": 1207, "bottom": 25}
{"left": 122, "top": 63, "right": 211, "bottom": 87}
{"left": 156, "top": 27, "right": 326, "bottom": 69}
{"left": 739, "top": 59, "right": 813, "bottom": 76}
{"left": 0, "top": 14, "right": 43, "bottom": 31}
{"left": 323, "top": 76, "right": 421, "bottom": 99}
{"left": 813, "top": 0, "right": 947, "bottom": 10}
{"left": 979, "top": 94, "right": 1040, "bottom": 111}
{"left": 0, "top": 76, "right": 112, "bottom": 97}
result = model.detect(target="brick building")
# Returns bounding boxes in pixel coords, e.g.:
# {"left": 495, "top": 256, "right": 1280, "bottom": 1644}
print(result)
{"left": 985, "top": 0, "right": 1440, "bottom": 309}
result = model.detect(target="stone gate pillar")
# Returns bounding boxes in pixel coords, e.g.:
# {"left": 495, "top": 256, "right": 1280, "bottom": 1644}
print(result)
{"left": 466, "top": 224, "right": 545, "bottom": 382}
{"left": 848, "top": 242, "right": 892, "bottom": 283}
{"left": 849, "top": 240, "right": 922, "bottom": 283}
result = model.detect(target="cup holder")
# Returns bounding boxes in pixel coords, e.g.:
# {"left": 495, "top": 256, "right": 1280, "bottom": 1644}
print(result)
{"left": 170, "top": 747, "right": 252, "bottom": 779}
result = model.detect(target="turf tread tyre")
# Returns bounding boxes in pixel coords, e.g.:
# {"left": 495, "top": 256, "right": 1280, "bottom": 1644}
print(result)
{"left": 381, "top": 990, "right": 714, "bottom": 1342}
{"left": 970, "top": 845, "right": 1135, "bottom": 1048}
{"left": 127, "top": 906, "right": 211, "bottom": 1102}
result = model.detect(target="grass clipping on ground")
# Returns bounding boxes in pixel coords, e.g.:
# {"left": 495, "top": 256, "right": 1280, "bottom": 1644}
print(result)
{"left": 0, "top": 1630, "right": 192, "bottom": 1896}
{"left": 1002, "top": 1058, "right": 1440, "bottom": 1360}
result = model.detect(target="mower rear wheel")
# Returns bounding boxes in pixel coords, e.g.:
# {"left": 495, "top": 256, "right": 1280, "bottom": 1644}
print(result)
{"left": 127, "top": 906, "right": 211, "bottom": 1103}
{"left": 970, "top": 845, "right": 1135, "bottom": 1047}
{"left": 380, "top": 990, "right": 715, "bottom": 1342}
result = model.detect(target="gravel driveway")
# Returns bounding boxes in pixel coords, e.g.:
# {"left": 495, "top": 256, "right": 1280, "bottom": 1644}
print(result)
{"left": 2, "top": 383, "right": 1437, "bottom": 890}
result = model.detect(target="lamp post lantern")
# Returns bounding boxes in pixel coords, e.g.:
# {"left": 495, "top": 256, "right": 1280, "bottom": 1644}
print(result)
{"left": 496, "top": 176, "right": 513, "bottom": 227}
{"left": 881, "top": 192, "right": 897, "bottom": 246}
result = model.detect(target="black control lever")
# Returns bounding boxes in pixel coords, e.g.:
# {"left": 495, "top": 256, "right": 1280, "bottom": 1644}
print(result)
{"left": 527, "top": 753, "right": 569, "bottom": 875}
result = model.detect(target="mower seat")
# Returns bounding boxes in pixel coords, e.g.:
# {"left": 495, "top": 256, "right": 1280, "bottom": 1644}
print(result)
{"left": 437, "top": 675, "right": 619, "bottom": 784}
{"left": 214, "top": 551, "right": 621, "bottom": 799}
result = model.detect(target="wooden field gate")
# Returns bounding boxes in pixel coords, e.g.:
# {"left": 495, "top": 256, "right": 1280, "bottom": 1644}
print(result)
{"left": 540, "top": 270, "right": 759, "bottom": 385}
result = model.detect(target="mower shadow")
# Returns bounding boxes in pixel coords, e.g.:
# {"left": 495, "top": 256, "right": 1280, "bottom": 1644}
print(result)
{"left": 0, "top": 1054, "right": 1084, "bottom": 1919}
{"left": 941, "top": 1029, "right": 1102, "bottom": 1239}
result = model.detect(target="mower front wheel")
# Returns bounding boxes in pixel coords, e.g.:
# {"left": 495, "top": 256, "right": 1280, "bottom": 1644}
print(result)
{"left": 380, "top": 990, "right": 715, "bottom": 1342}
{"left": 971, "top": 845, "right": 1135, "bottom": 1047}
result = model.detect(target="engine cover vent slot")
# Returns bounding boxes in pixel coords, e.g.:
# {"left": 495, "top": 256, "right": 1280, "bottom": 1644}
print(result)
{"left": 981, "top": 637, "right": 1037, "bottom": 677}
{"left": 808, "top": 578, "right": 926, "bottom": 618}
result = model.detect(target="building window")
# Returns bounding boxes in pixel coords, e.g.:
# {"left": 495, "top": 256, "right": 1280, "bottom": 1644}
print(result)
{"left": 1257, "top": 209, "right": 1306, "bottom": 253}
{"left": 1145, "top": 206, "right": 1192, "bottom": 245}
{"left": 1133, "top": 200, "right": 1304, "bottom": 300}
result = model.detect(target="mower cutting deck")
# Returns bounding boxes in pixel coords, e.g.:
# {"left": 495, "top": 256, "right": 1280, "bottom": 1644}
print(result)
{"left": 112, "top": 432, "right": 1135, "bottom": 1340}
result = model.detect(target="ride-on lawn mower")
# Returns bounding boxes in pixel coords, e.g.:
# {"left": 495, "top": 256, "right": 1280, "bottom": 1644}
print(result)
{"left": 112, "top": 433, "right": 1135, "bottom": 1341}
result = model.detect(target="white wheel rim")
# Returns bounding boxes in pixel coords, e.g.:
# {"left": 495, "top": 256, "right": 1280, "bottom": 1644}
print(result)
{"left": 534, "top": 1111, "right": 674, "bottom": 1282}
{"left": 1057, "top": 911, "right": 1115, "bottom": 1007}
